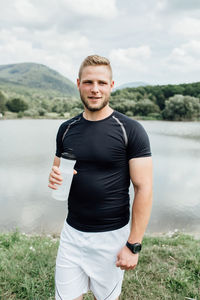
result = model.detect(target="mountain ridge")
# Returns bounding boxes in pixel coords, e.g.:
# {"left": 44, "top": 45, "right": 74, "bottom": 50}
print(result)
{"left": 0, "top": 62, "right": 78, "bottom": 99}
{"left": 114, "top": 81, "right": 149, "bottom": 91}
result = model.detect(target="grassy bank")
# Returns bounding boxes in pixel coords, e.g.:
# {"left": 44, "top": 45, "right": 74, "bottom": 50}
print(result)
{"left": 0, "top": 231, "right": 199, "bottom": 300}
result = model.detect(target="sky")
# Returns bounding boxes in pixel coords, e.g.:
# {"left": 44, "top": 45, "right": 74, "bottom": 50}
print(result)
{"left": 0, "top": 0, "right": 200, "bottom": 87}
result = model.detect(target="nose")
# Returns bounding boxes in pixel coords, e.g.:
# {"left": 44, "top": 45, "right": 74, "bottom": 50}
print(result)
{"left": 91, "top": 83, "right": 99, "bottom": 93}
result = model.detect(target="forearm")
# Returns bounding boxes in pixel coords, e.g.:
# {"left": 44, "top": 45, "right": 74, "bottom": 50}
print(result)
{"left": 128, "top": 186, "right": 152, "bottom": 244}
{"left": 48, "top": 156, "right": 61, "bottom": 189}
{"left": 52, "top": 156, "right": 60, "bottom": 167}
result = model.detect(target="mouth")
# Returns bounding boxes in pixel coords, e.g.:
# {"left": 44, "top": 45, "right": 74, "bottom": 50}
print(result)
{"left": 88, "top": 96, "right": 102, "bottom": 101}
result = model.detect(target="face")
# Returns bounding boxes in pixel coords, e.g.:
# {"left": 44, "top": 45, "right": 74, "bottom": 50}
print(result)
{"left": 77, "top": 65, "right": 114, "bottom": 112}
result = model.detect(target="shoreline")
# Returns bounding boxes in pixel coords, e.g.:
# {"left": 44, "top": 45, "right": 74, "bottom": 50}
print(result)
{"left": 1, "top": 111, "right": 199, "bottom": 122}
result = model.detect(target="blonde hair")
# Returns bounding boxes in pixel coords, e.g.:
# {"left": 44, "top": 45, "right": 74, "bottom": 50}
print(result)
{"left": 78, "top": 55, "right": 112, "bottom": 79}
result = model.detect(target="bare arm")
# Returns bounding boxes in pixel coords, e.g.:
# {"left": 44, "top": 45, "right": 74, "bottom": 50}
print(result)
{"left": 116, "top": 156, "right": 153, "bottom": 270}
{"left": 128, "top": 156, "right": 153, "bottom": 243}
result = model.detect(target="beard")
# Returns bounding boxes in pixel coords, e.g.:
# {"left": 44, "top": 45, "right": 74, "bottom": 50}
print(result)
{"left": 79, "top": 92, "right": 110, "bottom": 112}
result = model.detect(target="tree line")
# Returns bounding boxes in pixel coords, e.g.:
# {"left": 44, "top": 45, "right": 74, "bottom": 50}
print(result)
{"left": 0, "top": 81, "right": 200, "bottom": 120}
{"left": 110, "top": 82, "right": 200, "bottom": 121}
{"left": 0, "top": 91, "right": 82, "bottom": 119}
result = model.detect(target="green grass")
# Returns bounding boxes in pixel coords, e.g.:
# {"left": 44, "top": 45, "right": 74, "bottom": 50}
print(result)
{"left": 0, "top": 230, "right": 199, "bottom": 300}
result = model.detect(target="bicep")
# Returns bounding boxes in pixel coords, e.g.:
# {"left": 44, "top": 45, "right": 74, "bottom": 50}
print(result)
{"left": 129, "top": 157, "right": 153, "bottom": 189}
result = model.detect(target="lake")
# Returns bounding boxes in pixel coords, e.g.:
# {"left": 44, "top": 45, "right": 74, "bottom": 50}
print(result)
{"left": 0, "top": 118, "right": 200, "bottom": 235}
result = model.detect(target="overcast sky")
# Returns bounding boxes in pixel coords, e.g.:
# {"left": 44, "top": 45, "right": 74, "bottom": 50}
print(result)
{"left": 0, "top": 0, "right": 200, "bottom": 87}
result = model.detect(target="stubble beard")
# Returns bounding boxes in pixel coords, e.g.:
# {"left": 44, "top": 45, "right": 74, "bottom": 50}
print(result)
{"left": 79, "top": 92, "right": 110, "bottom": 112}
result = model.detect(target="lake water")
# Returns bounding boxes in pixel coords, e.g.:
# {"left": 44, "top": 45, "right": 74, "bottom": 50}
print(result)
{"left": 0, "top": 119, "right": 200, "bottom": 235}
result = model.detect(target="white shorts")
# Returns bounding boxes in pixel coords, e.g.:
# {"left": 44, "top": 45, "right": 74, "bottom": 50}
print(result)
{"left": 55, "top": 221, "right": 130, "bottom": 300}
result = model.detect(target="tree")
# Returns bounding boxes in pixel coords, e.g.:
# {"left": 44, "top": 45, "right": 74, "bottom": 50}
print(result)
{"left": 110, "top": 99, "right": 136, "bottom": 114}
{"left": 134, "top": 99, "right": 160, "bottom": 116}
{"left": 163, "top": 95, "right": 200, "bottom": 121}
{"left": 0, "top": 91, "right": 7, "bottom": 113}
{"left": 6, "top": 98, "right": 29, "bottom": 112}
{"left": 51, "top": 99, "right": 64, "bottom": 113}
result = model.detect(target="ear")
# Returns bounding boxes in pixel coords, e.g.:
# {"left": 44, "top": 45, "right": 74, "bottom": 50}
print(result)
{"left": 77, "top": 78, "right": 80, "bottom": 89}
{"left": 110, "top": 80, "right": 114, "bottom": 90}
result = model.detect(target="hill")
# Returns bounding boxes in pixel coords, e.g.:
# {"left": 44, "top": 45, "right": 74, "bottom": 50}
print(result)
{"left": 0, "top": 63, "right": 79, "bottom": 99}
{"left": 114, "top": 81, "right": 148, "bottom": 91}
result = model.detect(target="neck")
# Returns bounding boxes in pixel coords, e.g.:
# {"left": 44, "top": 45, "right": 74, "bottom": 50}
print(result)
{"left": 83, "top": 106, "right": 113, "bottom": 121}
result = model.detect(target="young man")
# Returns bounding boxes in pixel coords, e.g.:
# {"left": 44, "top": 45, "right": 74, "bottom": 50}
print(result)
{"left": 48, "top": 55, "right": 153, "bottom": 300}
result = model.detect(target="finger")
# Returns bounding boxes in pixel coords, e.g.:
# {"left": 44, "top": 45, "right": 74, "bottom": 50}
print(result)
{"left": 73, "top": 169, "right": 77, "bottom": 175}
{"left": 48, "top": 183, "right": 58, "bottom": 190}
{"left": 52, "top": 166, "right": 61, "bottom": 174}
{"left": 50, "top": 172, "right": 63, "bottom": 181}
{"left": 116, "top": 261, "right": 126, "bottom": 268}
{"left": 121, "top": 265, "right": 133, "bottom": 270}
{"left": 116, "top": 260, "right": 122, "bottom": 267}
{"left": 116, "top": 262, "right": 120, "bottom": 267}
{"left": 51, "top": 173, "right": 62, "bottom": 181}
{"left": 49, "top": 177, "right": 62, "bottom": 185}
{"left": 130, "top": 265, "right": 137, "bottom": 270}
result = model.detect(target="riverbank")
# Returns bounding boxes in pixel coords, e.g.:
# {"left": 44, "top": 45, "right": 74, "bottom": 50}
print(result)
{"left": 0, "top": 231, "right": 199, "bottom": 300}
{"left": 0, "top": 111, "right": 159, "bottom": 121}
{"left": 2, "top": 110, "right": 199, "bottom": 121}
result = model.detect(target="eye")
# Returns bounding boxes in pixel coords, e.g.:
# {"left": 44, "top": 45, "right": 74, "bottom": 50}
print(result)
{"left": 83, "top": 81, "right": 92, "bottom": 84}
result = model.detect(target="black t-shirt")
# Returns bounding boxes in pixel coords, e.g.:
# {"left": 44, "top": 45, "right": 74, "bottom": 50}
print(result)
{"left": 56, "top": 110, "right": 151, "bottom": 232}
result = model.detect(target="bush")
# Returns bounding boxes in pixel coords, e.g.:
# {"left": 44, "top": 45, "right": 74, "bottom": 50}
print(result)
{"left": 38, "top": 108, "right": 46, "bottom": 116}
{"left": 70, "top": 107, "right": 83, "bottom": 117}
{"left": 6, "top": 98, "right": 29, "bottom": 112}
{"left": 134, "top": 99, "right": 160, "bottom": 116}
{"left": 24, "top": 109, "right": 38, "bottom": 117}
{"left": 110, "top": 99, "right": 136, "bottom": 114}
{"left": 125, "top": 111, "right": 134, "bottom": 117}
{"left": 0, "top": 91, "right": 7, "bottom": 113}
{"left": 17, "top": 111, "right": 24, "bottom": 118}
{"left": 163, "top": 95, "right": 200, "bottom": 121}
{"left": 147, "top": 112, "right": 163, "bottom": 120}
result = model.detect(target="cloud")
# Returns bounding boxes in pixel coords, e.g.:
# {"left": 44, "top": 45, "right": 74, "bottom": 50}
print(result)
{"left": 156, "top": 0, "right": 200, "bottom": 15}
{"left": 0, "top": 0, "right": 118, "bottom": 30}
{"left": 0, "top": 0, "right": 54, "bottom": 29}
{"left": 109, "top": 46, "right": 151, "bottom": 70}
{"left": 109, "top": 46, "right": 152, "bottom": 86}
{"left": 61, "top": 0, "right": 118, "bottom": 19}
{"left": 0, "top": 0, "right": 200, "bottom": 85}
{"left": 172, "top": 17, "right": 200, "bottom": 37}
{"left": 0, "top": 27, "right": 93, "bottom": 81}
{"left": 164, "top": 0, "right": 200, "bottom": 12}
{"left": 165, "top": 40, "right": 200, "bottom": 74}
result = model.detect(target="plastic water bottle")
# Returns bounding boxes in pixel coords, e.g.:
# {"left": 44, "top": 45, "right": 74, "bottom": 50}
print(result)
{"left": 52, "top": 150, "right": 76, "bottom": 201}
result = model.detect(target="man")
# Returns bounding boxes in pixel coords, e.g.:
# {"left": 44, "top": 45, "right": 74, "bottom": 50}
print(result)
{"left": 48, "top": 55, "right": 153, "bottom": 300}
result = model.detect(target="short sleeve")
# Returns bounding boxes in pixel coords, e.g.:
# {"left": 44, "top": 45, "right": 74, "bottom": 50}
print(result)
{"left": 127, "top": 121, "right": 151, "bottom": 160}
{"left": 55, "top": 123, "right": 65, "bottom": 157}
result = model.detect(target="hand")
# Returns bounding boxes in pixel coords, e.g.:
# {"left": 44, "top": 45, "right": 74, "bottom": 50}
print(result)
{"left": 48, "top": 166, "right": 77, "bottom": 190}
{"left": 48, "top": 166, "right": 62, "bottom": 190}
{"left": 116, "top": 245, "right": 139, "bottom": 270}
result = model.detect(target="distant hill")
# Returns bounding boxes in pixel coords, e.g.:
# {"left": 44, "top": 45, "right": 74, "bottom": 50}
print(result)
{"left": 113, "top": 81, "right": 148, "bottom": 91}
{"left": 0, "top": 63, "right": 79, "bottom": 99}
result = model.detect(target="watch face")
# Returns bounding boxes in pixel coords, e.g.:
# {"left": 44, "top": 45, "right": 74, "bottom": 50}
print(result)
{"left": 126, "top": 242, "right": 142, "bottom": 254}
{"left": 133, "top": 243, "right": 142, "bottom": 253}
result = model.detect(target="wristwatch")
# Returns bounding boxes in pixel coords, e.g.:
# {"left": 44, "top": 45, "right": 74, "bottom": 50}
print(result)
{"left": 126, "top": 241, "right": 142, "bottom": 254}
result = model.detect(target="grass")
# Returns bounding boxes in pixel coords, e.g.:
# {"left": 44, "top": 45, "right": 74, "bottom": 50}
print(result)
{"left": 0, "top": 230, "right": 199, "bottom": 300}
